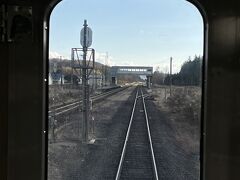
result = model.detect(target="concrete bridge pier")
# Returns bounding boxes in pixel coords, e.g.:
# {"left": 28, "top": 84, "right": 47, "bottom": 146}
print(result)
{"left": 146, "top": 75, "right": 152, "bottom": 89}
{"left": 111, "top": 76, "right": 117, "bottom": 85}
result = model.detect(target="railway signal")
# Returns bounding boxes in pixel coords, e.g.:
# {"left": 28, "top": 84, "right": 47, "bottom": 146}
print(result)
{"left": 81, "top": 20, "right": 93, "bottom": 143}
{"left": 70, "top": 20, "right": 95, "bottom": 143}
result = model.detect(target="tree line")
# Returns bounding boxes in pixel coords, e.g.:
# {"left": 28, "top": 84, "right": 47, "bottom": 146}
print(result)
{"left": 152, "top": 55, "right": 202, "bottom": 86}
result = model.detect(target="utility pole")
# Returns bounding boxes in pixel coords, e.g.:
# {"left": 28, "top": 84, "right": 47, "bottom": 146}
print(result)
{"left": 102, "top": 64, "right": 104, "bottom": 87}
{"left": 105, "top": 52, "right": 108, "bottom": 86}
{"left": 60, "top": 56, "right": 63, "bottom": 86}
{"left": 170, "top": 57, "right": 172, "bottom": 97}
{"left": 71, "top": 50, "right": 74, "bottom": 86}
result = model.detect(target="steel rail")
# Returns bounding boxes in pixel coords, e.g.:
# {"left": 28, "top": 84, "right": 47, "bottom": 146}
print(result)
{"left": 49, "top": 87, "right": 125, "bottom": 111}
{"left": 49, "top": 101, "right": 80, "bottom": 113}
{"left": 49, "top": 86, "right": 128, "bottom": 117}
{"left": 55, "top": 105, "right": 80, "bottom": 116}
{"left": 48, "top": 91, "right": 118, "bottom": 115}
{"left": 115, "top": 87, "right": 159, "bottom": 180}
{"left": 115, "top": 88, "right": 139, "bottom": 180}
{"left": 49, "top": 89, "right": 120, "bottom": 113}
{"left": 141, "top": 89, "right": 159, "bottom": 180}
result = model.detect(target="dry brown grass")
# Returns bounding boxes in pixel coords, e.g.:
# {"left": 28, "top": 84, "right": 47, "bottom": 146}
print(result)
{"left": 151, "top": 85, "right": 201, "bottom": 153}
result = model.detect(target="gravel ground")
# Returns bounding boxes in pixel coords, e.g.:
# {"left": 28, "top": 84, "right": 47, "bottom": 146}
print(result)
{"left": 48, "top": 86, "right": 137, "bottom": 180}
{"left": 147, "top": 85, "right": 201, "bottom": 180}
{"left": 48, "top": 85, "right": 201, "bottom": 180}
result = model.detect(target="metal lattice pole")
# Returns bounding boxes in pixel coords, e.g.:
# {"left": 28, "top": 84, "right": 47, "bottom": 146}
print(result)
{"left": 82, "top": 20, "right": 89, "bottom": 143}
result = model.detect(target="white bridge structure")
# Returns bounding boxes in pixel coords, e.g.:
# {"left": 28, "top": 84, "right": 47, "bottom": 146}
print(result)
{"left": 110, "top": 66, "right": 153, "bottom": 88}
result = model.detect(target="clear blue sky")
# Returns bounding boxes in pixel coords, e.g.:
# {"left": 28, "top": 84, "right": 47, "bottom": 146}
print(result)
{"left": 50, "top": 0, "right": 203, "bottom": 73}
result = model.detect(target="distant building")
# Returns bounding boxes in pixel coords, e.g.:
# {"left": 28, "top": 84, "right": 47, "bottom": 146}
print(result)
{"left": 88, "top": 74, "right": 102, "bottom": 87}
{"left": 48, "top": 73, "right": 103, "bottom": 87}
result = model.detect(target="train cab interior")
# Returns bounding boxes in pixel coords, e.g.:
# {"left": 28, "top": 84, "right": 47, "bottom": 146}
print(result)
{"left": 0, "top": 0, "right": 240, "bottom": 179}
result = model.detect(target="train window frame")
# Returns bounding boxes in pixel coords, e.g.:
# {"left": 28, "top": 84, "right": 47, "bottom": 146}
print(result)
{"left": 43, "top": 0, "right": 208, "bottom": 179}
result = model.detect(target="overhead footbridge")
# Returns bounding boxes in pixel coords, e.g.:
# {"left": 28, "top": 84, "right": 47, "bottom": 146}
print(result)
{"left": 110, "top": 66, "right": 153, "bottom": 88}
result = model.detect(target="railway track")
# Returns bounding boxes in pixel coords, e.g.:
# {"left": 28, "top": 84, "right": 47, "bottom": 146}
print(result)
{"left": 48, "top": 86, "right": 128, "bottom": 117}
{"left": 115, "top": 87, "right": 159, "bottom": 180}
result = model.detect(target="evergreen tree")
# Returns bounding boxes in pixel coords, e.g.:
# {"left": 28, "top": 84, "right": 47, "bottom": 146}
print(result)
{"left": 163, "top": 55, "right": 202, "bottom": 86}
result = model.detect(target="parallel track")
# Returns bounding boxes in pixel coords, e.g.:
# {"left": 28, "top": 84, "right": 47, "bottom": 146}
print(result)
{"left": 48, "top": 86, "right": 128, "bottom": 117}
{"left": 115, "top": 87, "right": 159, "bottom": 180}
